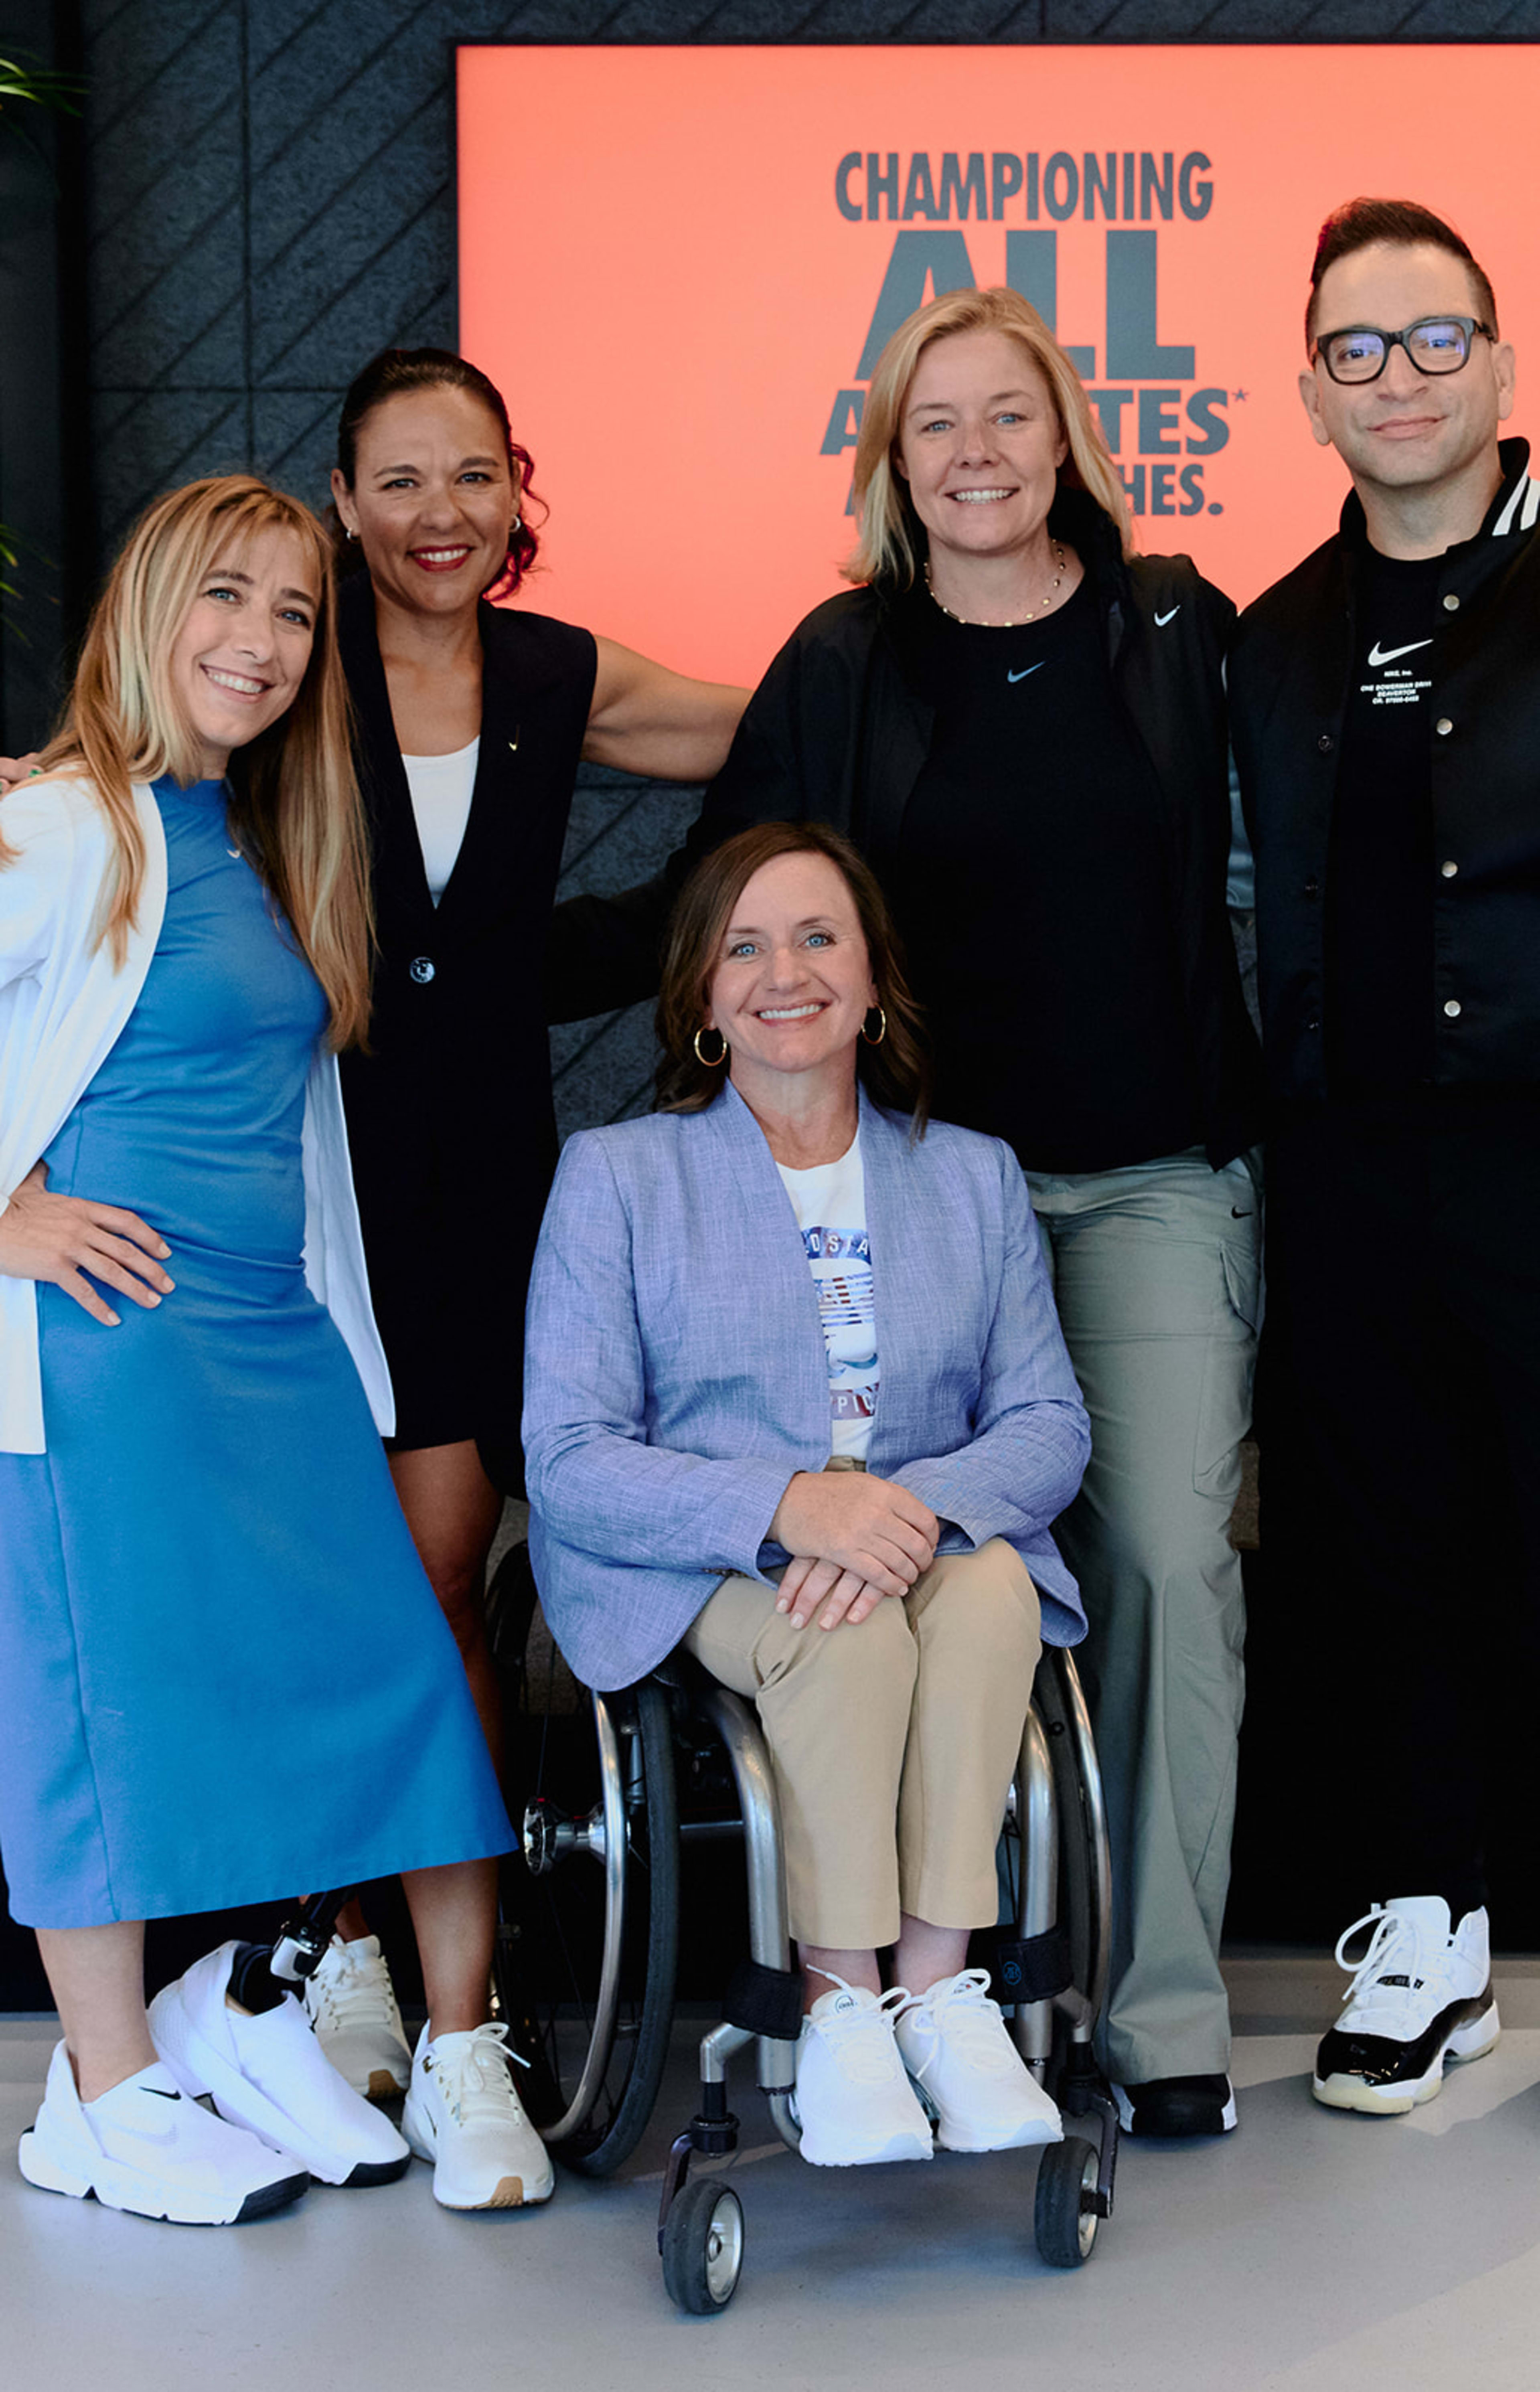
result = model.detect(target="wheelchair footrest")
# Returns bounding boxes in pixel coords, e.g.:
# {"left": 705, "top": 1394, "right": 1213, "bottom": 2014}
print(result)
{"left": 724, "top": 1957, "right": 804, "bottom": 2043}
{"left": 974, "top": 1925, "right": 1073, "bottom": 2005}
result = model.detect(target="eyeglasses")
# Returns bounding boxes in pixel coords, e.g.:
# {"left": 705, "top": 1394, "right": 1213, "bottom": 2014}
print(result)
{"left": 1311, "top": 316, "right": 1495, "bottom": 386}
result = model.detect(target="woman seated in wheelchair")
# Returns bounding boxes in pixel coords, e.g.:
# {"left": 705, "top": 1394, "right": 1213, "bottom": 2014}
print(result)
{"left": 523, "top": 821, "right": 1091, "bottom": 2168}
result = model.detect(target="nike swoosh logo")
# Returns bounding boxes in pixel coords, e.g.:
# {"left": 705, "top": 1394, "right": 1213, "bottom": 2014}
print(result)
{"left": 1367, "top": 638, "right": 1433, "bottom": 666}
{"left": 1007, "top": 664, "right": 1045, "bottom": 684}
{"left": 1231, "top": 1207, "right": 1252, "bottom": 1219}
{"left": 143, "top": 2086, "right": 182, "bottom": 2100}
{"left": 1155, "top": 607, "right": 1181, "bottom": 627}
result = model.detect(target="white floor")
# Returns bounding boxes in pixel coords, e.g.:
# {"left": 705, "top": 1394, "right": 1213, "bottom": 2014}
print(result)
{"left": 6, "top": 1956, "right": 1540, "bottom": 2392}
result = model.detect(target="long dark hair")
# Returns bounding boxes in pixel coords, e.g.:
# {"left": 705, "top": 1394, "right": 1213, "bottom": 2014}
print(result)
{"left": 333, "top": 346, "right": 541, "bottom": 599}
{"left": 655, "top": 820, "right": 931, "bottom": 1133}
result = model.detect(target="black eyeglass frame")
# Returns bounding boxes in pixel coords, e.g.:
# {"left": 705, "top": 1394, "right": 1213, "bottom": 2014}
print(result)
{"left": 1310, "top": 315, "right": 1497, "bottom": 386}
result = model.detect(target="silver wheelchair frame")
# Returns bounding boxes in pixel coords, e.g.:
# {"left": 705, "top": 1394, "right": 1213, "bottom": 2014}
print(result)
{"left": 648, "top": 1646, "right": 1120, "bottom": 2311}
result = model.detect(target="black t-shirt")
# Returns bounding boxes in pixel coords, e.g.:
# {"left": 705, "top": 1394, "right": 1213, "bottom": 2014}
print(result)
{"left": 891, "top": 578, "right": 1202, "bottom": 1174}
{"left": 1326, "top": 545, "right": 1444, "bottom": 1095}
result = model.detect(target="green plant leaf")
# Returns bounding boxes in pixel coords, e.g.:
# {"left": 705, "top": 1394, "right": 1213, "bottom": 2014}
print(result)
{"left": 0, "top": 55, "right": 84, "bottom": 114}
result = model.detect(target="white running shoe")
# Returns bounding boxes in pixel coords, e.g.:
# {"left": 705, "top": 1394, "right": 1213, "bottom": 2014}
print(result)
{"left": 401, "top": 2021, "right": 554, "bottom": 2209}
{"left": 148, "top": 1940, "right": 411, "bottom": 2185}
{"left": 18, "top": 2042, "right": 308, "bottom": 2226}
{"left": 895, "top": 1968, "right": 1064, "bottom": 2153}
{"left": 792, "top": 1974, "right": 934, "bottom": 2168}
{"left": 1313, "top": 1897, "right": 1499, "bottom": 2116}
{"left": 302, "top": 1934, "right": 412, "bottom": 2100}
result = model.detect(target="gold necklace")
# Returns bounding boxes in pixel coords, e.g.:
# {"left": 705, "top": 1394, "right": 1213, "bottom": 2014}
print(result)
{"left": 924, "top": 541, "right": 1068, "bottom": 627}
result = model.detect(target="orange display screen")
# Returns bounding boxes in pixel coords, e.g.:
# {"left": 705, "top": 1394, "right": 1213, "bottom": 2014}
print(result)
{"left": 458, "top": 44, "right": 1538, "bottom": 683}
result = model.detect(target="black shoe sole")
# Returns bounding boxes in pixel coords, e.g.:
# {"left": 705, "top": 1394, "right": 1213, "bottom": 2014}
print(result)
{"left": 234, "top": 2171, "right": 311, "bottom": 2221}
{"left": 338, "top": 2151, "right": 413, "bottom": 2187}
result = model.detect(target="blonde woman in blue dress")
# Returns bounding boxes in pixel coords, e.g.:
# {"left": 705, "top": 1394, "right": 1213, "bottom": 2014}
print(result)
{"left": 0, "top": 476, "right": 542, "bottom": 2225}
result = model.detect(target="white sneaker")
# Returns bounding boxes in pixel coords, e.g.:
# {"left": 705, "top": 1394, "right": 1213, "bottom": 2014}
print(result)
{"left": 1313, "top": 1897, "right": 1499, "bottom": 2116}
{"left": 148, "top": 1940, "right": 411, "bottom": 2186}
{"left": 302, "top": 1934, "right": 412, "bottom": 2100}
{"left": 895, "top": 1968, "right": 1064, "bottom": 2152}
{"left": 18, "top": 2042, "right": 308, "bottom": 2226}
{"left": 792, "top": 1974, "right": 934, "bottom": 2168}
{"left": 401, "top": 2021, "right": 554, "bottom": 2209}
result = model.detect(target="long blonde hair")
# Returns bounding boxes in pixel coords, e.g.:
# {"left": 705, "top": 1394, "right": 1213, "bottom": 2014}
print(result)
{"left": 843, "top": 285, "right": 1134, "bottom": 591}
{"left": 12, "top": 474, "right": 372, "bottom": 1048}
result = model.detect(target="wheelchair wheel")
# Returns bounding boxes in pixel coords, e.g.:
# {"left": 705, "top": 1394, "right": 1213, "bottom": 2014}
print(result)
{"left": 661, "top": 2177, "right": 745, "bottom": 2315}
{"left": 1034, "top": 2136, "right": 1101, "bottom": 2268}
{"left": 493, "top": 1562, "right": 679, "bottom": 2176}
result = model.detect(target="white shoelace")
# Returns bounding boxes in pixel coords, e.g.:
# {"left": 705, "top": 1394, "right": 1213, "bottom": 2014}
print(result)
{"left": 311, "top": 1943, "right": 399, "bottom": 2032}
{"left": 896, "top": 1968, "right": 1008, "bottom": 2080}
{"left": 1333, "top": 1907, "right": 1429, "bottom": 2023}
{"left": 426, "top": 2022, "right": 531, "bottom": 2126}
{"left": 804, "top": 1969, "right": 912, "bottom": 2083}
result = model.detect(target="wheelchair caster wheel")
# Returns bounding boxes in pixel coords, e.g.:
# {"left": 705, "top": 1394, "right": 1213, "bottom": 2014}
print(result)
{"left": 661, "top": 2178, "right": 745, "bottom": 2314}
{"left": 1035, "top": 2136, "right": 1101, "bottom": 2268}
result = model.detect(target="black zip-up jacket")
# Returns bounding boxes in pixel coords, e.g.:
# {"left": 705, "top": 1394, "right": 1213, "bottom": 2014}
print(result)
{"left": 554, "top": 490, "right": 1261, "bottom": 1168}
{"left": 1229, "top": 437, "right": 1540, "bottom": 1108}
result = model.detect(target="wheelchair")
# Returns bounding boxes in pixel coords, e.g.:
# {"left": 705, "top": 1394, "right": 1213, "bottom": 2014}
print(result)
{"left": 478, "top": 1541, "right": 1121, "bottom": 2313}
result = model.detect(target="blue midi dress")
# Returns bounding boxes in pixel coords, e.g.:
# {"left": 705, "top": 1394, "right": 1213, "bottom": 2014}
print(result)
{"left": 0, "top": 776, "right": 513, "bottom": 1930}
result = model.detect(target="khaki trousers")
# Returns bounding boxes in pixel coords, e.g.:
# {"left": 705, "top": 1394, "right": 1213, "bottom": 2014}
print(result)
{"left": 685, "top": 1532, "right": 1042, "bottom": 1951}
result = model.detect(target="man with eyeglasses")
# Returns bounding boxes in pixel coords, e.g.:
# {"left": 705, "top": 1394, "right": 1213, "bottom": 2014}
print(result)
{"left": 1229, "top": 198, "right": 1539, "bottom": 2120}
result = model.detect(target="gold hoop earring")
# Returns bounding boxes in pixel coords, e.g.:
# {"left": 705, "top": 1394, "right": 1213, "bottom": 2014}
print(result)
{"left": 861, "top": 1005, "right": 888, "bottom": 1047}
{"left": 693, "top": 1025, "right": 728, "bottom": 1067}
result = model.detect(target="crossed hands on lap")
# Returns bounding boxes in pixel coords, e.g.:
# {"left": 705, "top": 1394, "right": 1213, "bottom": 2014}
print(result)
{"left": 769, "top": 1470, "right": 939, "bottom": 1632}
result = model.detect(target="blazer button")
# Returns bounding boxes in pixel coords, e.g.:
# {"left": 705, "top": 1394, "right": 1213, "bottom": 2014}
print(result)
{"left": 1440, "top": 859, "right": 1459, "bottom": 878}
{"left": 409, "top": 956, "right": 436, "bottom": 984}
{"left": 1442, "top": 592, "right": 1461, "bottom": 611}
{"left": 1317, "top": 733, "right": 1334, "bottom": 753}
{"left": 1444, "top": 999, "right": 1462, "bottom": 1018}
{"left": 1435, "top": 717, "right": 1454, "bottom": 736}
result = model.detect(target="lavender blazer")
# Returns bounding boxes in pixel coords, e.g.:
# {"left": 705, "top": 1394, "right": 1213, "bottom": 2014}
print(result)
{"left": 522, "top": 1084, "right": 1090, "bottom": 1691}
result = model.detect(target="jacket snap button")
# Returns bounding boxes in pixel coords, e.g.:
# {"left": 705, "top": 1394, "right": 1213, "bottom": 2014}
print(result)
{"left": 1317, "top": 733, "right": 1334, "bottom": 753}
{"left": 1442, "top": 592, "right": 1460, "bottom": 611}
{"left": 409, "top": 956, "right": 436, "bottom": 984}
{"left": 1435, "top": 717, "right": 1453, "bottom": 736}
{"left": 1441, "top": 860, "right": 1459, "bottom": 879}
{"left": 1444, "top": 999, "right": 1462, "bottom": 1018}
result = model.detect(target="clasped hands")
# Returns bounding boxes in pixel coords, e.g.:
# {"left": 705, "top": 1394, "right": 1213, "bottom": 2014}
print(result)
{"left": 768, "top": 1469, "right": 939, "bottom": 1633}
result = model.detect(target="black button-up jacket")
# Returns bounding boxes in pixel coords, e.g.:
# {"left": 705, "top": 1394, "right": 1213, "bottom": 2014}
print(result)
{"left": 1230, "top": 439, "right": 1540, "bottom": 1107}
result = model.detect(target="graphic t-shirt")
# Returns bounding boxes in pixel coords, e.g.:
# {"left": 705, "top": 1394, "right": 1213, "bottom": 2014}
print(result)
{"left": 776, "top": 1130, "right": 877, "bottom": 1461}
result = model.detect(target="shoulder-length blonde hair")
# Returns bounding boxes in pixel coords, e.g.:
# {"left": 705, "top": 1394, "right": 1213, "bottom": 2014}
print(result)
{"left": 13, "top": 474, "right": 372, "bottom": 1048}
{"left": 844, "top": 285, "right": 1134, "bottom": 591}
{"left": 655, "top": 820, "right": 931, "bottom": 1133}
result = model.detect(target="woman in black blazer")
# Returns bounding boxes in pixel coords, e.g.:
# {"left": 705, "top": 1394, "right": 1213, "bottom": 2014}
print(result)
{"left": 311, "top": 347, "right": 746, "bottom": 2120}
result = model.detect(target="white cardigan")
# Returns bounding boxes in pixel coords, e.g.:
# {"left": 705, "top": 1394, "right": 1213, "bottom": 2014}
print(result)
{"left": 0, "top": 774, "right": 393, "bottom": 1452}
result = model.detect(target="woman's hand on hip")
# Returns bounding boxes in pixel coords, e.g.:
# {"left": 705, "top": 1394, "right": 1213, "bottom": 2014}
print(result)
{"left": 776, "top": 1554, "right": 897, "bottom": 1632}
{"left": 768, "top": 1470, "right": 938, "bottom": 1600}
{"left": 0, "top": 1163, "right": 174, "bottom": 1325}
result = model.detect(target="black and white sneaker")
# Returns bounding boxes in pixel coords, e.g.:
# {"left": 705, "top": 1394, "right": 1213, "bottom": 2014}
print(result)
{"left": 1312, "top": 1896, "right": 1499, "bottom": 2117}
{"left": 1112, "top": 2075, "right": 1237, "bottom": 2137}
